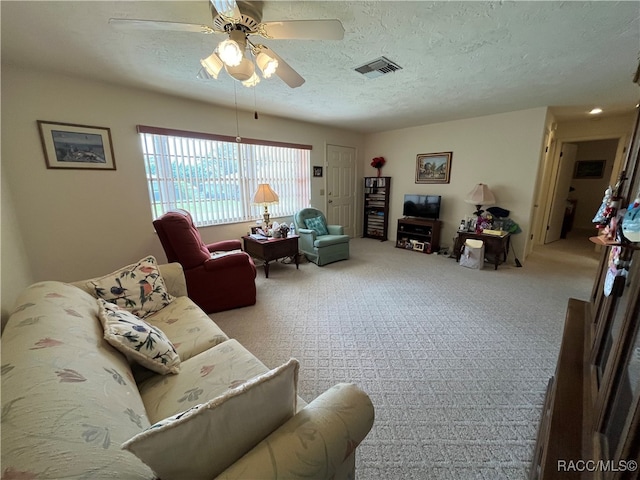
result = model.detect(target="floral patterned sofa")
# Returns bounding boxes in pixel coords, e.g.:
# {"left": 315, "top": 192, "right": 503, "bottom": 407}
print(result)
{"left": 1, "top": 257, "right": 374, "bottom": 480}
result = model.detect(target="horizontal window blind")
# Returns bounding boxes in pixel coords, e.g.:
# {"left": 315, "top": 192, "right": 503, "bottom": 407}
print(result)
{"left": 138, "top": 126, "right": 311, "bottom": 227}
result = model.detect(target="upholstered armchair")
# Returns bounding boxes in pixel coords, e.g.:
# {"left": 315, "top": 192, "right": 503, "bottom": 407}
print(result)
{"left": 294, "top": 208, "right": 350, "bottom": 266}
{"left": 153, "top": 209, "right": 256, "bottom": 313}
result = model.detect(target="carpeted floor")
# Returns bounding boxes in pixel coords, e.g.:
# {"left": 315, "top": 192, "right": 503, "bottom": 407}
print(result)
{"left": 212, "top": 231, "right": 601, "bottom": 479}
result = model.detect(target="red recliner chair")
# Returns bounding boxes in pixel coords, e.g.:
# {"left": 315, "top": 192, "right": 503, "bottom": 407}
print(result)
{"left": 152, "top": 209, "right": 257, "bottom": 314}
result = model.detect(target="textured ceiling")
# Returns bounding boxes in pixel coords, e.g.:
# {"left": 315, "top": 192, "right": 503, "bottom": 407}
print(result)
{"left": 2, "top": 1, "right": 639, "bottom": 133}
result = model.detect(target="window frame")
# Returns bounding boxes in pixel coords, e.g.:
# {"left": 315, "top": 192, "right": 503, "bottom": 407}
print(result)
{"left": 137, "top": 125, "right": 312, "bottom": 227}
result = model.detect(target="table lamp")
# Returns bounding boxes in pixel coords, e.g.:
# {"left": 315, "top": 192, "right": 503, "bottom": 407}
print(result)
{"left": 465, "top": 183, "right": 496, "bottom": 217}
{"left": 252, "top": 183, "right": 279, "bottom": 225}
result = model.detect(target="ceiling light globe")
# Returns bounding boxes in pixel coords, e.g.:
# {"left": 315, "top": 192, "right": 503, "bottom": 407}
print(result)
{"left": 200, "top": 52, "right": 223, "bottom": 78}
{"left": 225, "top": 57, "right": 255, "bottom": 82}
{"left": 242, "top": 72, "right": 261, "bottom": 87}
{"left": 217, "top": 39, "right": 243, "bottom": 67}
{"left": 257, "top": 52, "right": 278, "bottom": 79}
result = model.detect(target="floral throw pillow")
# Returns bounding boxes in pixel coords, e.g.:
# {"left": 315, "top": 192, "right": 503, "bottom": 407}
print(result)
{"left": 97, "top": 298, "right": 180, "bottom": 375}
{"left": 304, "top": 216, "right": 329, "bottom": 236}
{"left": 88, "top": 255, "right": 174, "bottom": 318}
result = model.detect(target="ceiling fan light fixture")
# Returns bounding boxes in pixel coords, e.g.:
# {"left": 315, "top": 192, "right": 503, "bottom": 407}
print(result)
{"left": 242, "top": 72, "right": 261, "bottom": 87}
{"left": 225, "top": 56, "right": 255, "bottom": 82}
{"left": 256, "top": 51, "right": 278, "bottom": 78}
{"left": 217, "top": 39, "right": 243, "bottom": 66}
{"left": 217, "top": 30, "right": 247, "bottom": 67}
{"left": 200, "top": 51, "right": 223, "bottom": 78}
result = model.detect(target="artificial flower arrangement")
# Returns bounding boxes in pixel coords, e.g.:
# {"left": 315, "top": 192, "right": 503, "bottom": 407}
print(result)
{"left": 370, "top": 157, "right": 386, "bottom": 169}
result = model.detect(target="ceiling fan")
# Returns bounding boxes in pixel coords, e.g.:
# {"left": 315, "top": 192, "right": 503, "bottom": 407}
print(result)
{"left": 109, "top": 0, "right": 344, "bottom": 89}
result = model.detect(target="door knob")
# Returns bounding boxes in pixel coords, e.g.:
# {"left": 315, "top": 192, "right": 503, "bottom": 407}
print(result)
{"left": 328, "top": 200, "right": 333, "bottom": 203}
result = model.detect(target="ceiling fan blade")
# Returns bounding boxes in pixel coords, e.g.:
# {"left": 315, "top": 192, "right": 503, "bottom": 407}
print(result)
{"left": 109, "top": 18, "right": 216, "bottom": 34}
{"left": 260, "top": 19, "right": 344, "bottom": 40}
{"left": 261, "top": 46, "right": 305, "bottom": 88}
{"left": 210, "top": 0, "right": 242, "bottom": 22}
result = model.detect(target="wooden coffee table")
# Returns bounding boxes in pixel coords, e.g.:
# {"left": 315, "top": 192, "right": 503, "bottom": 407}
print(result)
{"left": 242, "top": 235, "right": 299, "bottom": 278}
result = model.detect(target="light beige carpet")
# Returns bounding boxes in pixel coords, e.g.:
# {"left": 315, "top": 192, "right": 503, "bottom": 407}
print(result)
{"left": 212, "top": 232, "right": 600, "bottom": 479}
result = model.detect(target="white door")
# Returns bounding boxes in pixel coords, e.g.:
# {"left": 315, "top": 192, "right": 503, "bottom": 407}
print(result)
{"left": 545, "top": 143, "right": 578, "bottom": 243}
{"left": 326, "top": 145, "right": 356, "bottom": 237}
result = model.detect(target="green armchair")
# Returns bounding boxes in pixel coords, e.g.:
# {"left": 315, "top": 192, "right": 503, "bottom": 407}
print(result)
{"left": 294, "top": 208, "right": 350, "bottom": 266}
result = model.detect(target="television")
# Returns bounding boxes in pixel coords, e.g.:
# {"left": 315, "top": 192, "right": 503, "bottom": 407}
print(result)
{"left": 403, "top": 194, "right": 441, "bottom": 220}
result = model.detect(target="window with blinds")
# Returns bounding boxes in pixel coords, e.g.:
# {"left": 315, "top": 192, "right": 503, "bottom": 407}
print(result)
{"left": 137, "top": 126, "right": 311, "bottom": 227}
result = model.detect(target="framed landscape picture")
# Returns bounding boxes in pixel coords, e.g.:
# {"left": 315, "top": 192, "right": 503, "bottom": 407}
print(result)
{"left": 416, "top": 151, "right": 452, "bottom": 184}
{"left": 37, "top": 120, "right": 116, "bottom": 170}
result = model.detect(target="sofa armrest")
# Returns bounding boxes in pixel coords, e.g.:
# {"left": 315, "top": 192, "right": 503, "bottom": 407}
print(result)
{"left": 215, "top": 383, "right": 375, "bottom": 480}
{"left": 327, "top": 225, "right": 344, "bottom": 235}
{"left": 158, "top": 262, "right": 188, "bottom": 298}
{"left": 206, "top": 239, "right": 242, "bottom": 252}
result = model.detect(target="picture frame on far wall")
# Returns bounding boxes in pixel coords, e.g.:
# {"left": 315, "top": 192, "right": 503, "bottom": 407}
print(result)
{"left": 37, "top": 120, "right": 116, "bottom": 170}
{"left": 313, "top": 166, "right": 323, "bottom": 177}
{"left": 573, "top": 159, "right": 605, "bottom": 179}
{"left": 416, "top": 151, "right": 452, "bottom": 184}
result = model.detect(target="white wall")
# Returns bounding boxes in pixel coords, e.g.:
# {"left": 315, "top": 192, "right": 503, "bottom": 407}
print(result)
{"left": 1, "top": 173, "right": 35, "bottom": 329}
{"left": 555, "top": 115, "right": 634, "bottom": 187}
{"left": 363, "top": 108, "right": 549, "bottom": 261}
{"left": 1, "top": 64, "right": 364, "bottom": 317}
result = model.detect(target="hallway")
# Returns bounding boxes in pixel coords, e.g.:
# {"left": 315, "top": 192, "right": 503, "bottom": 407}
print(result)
{"left": 530, "top": 227, "right": 602, "bottom": 278}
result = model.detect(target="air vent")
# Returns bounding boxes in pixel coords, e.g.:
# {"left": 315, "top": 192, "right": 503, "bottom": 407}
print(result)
{"left": 354, "top": 56, "right": 402, "bottom": 79}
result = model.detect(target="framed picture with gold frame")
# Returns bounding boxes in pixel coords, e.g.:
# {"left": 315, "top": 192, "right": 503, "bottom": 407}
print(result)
{"left": 416, "top": 151, "right": 452, "bottom": 184}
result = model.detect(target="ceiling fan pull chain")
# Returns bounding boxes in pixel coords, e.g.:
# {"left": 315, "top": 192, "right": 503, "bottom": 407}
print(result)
{"left": 254, "top": 86, "right": 259, "bottom": 120}
{"left": 234, "top": 82, "right": 241, "bottom": 142}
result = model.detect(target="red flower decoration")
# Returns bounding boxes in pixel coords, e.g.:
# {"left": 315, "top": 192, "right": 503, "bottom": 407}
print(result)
{"left": 370, "top": 157, "right": 386, "bottom": 169}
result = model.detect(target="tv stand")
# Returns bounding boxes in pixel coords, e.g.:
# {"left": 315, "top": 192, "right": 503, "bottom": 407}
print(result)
{"left": 396, "top": 218, "right": 441, "bottom": 253}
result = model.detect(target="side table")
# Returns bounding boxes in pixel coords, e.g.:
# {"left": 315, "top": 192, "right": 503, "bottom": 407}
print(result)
{"left": 454, "top": 231, "right": 511, "bottom": 270}
{"left": 242, "top": 235, "right": 299, "bottom": 278}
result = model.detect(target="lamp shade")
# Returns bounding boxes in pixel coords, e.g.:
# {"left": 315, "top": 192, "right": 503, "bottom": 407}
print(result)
{"left": 200, "top": 51, "right": 223, "bottom": 78}
{"left": 252, "top": 184, "right": 279, "bottom": 205}
{"left": 217, "top": 30, "right": 246, "bottom": 67}
{"left": 242, "top": 71, "right": 261, "bottom": 88}
{"left": 256, "top": 51, "right": 278, "bottom": 78}
{"left": 225, "top": 57, "right": 255, "bottom": 82}
{"left": 465, "top": 183, "right": 496, "bottom": 206}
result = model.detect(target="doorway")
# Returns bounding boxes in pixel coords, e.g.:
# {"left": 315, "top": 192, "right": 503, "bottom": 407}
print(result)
{"left": 542, "top": 137, "right": 622, "bottom": 244}
{"left": 326, "top": 144, "right": 357, "bottom": 237}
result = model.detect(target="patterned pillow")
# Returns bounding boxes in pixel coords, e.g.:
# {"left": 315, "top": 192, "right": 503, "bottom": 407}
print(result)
{"left": 88, "top": 256, "right": 174, "bottom": 318}
{"left": 97, "top": 299, "right": 180, "bottom": 375}
{"left": 122, "top": 358, "right": 299, "bottom": 480}
{"left": 304, "top": 216, "right": 329, "bottom": 236}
